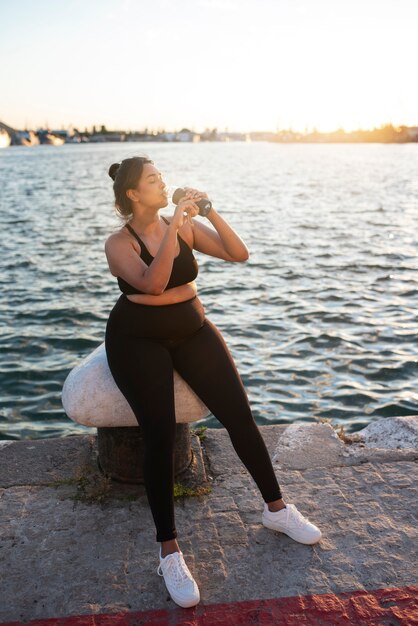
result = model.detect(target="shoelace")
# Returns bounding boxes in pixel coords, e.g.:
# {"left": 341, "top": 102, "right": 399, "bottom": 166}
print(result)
{"left": 285, "top": 504, "right": 310, "bottom": 528}
{"left": 157, "top": 552, "right": 192, "bottom": 587}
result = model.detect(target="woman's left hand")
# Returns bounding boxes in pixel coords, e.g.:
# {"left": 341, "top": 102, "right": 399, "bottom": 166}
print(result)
{"left": 183, "top": 187, "right": 209, "bottom": 201}
{"left": 182, "top": 188, "right": 210, "bottom": 222}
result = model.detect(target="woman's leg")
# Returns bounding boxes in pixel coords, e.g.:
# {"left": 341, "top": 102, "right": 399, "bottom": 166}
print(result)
{"left": 105, "top": 328, "right": 178, "bottom": 542}
{"left": 170, "top": 319, "right": 283, "bottom": 503}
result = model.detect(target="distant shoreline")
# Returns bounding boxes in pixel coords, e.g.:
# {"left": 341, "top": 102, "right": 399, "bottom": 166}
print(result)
{"left": 1, "top": 121, "right": 418, "bottom": 146}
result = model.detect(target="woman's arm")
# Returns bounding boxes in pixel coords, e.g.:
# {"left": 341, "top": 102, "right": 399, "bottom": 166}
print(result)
{"left": 105, "top": 223, "right": 180, "bottom": 295}
{"left": 191, "top": 207, "right": 250, "bottom": 262}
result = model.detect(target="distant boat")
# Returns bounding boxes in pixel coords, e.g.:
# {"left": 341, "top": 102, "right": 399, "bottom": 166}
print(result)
{"left": 0, "top": 129, "right": 11, "bottom": 148}
{"left": 38, "top": 131, "right": 65, "bottom": 146}
{"left": 65, "top": 135, "right": 81, "bottom": 144}
{"left": 12, "top": 130, "right": 40, "bottom": 146}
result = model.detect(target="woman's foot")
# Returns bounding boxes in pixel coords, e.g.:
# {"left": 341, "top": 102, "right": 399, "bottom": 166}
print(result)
{"left": 262, "top": 502, "right": 322, "bottom": 544}
{"left": 157, "top": 546, "right": 200, "bottom": 608}
{"left": 160, "top": 538, "right": 180, "bottom": 558}
{"left": 266, "top": 498, "right": 286, "bottom": 512}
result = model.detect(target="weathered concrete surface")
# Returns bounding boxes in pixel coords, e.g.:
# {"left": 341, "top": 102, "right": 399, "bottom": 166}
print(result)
{"left": 0, "top": 417, "right": 417, "bottom": 623}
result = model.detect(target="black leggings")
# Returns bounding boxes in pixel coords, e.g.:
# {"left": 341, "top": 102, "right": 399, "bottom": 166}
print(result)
{"left": 105, "top": 294, "right": 282, "bottom": 542}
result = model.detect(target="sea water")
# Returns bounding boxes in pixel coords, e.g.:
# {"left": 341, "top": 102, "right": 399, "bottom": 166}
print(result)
{"left": 0, "top": 141, "right": 417, "bottom": 439}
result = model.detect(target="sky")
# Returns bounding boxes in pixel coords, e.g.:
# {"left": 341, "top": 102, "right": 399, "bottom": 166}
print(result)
{"left": 1, "top": 0, "right": 417, "bottom": 133}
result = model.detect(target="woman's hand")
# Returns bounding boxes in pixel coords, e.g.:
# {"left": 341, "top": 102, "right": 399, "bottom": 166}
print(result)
{"left": 171, "top": 197, "right": 200, "bottom": 229}
{"left": 171, "top": 187, "right": 209, "bottom": 227}
{"left": 183, "top": 187, "right": 209, "bottom": 202}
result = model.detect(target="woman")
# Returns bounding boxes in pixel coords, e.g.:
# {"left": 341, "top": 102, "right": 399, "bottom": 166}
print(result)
{"left": 104, "top": 155, "right": 322, "bottom": 609}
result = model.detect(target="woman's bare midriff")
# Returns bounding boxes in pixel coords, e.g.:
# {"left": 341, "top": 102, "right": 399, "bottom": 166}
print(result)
{"left": 126, "top": 281, "right": 198, "bottom": 305}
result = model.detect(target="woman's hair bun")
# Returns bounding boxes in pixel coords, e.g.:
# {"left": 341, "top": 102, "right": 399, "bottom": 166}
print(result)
{"left": 108, "top": 162, "right": 120, "bottom": 181}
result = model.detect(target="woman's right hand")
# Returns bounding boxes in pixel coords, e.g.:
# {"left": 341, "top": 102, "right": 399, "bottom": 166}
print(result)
{"left": 170, "top": 197, "right": 201, "bottom": 229}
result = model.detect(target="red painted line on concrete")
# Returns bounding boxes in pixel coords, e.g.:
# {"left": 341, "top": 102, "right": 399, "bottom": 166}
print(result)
{"left": 2, "top": 586, "right": 417, "bottom": 626}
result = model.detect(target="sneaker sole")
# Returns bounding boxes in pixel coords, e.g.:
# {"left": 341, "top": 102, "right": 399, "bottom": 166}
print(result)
{"left": 262, "top": 516, "right": 322, "bottom": 545}
{"left": 166, "top": 587, "right": 200, "bottom": 608}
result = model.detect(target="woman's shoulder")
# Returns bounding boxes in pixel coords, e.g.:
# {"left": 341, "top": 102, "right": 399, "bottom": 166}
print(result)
{"left": 105, "top": 225, "right": 141, "bottom": 253}
{"left": 105, "top": 226, "right": 142, "bottom": 277}
{"left": 109, "top": 222, "right": 136, "bottom": 239}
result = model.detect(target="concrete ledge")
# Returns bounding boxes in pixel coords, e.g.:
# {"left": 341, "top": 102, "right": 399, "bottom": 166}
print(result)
{"left": 2, "top": 418, "right": 416, "bottom": 490}
{"left": 0, "top": 435, "right": 96, "bottom": 488}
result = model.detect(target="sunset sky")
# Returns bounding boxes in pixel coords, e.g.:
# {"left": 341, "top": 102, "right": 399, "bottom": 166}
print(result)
{"left": 1, "top": 0, "right": 416, "bottom": 133}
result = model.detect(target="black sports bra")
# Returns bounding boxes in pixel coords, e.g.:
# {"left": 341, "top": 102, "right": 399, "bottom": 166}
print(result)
{"left": 116, "top": 216, "right": 199, "bottom": 295}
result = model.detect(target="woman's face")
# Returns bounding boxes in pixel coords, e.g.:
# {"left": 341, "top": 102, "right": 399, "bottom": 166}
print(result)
{"left": 133, "top": 162, "right": 168, "bottom": 209}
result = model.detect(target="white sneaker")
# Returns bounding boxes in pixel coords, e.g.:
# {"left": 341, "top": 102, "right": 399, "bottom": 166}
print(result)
{"left": 157, "top": 547, "right": 200, "bottom": 608}
{"left": 262, "top": 502, "right": 322, "bottom": 545}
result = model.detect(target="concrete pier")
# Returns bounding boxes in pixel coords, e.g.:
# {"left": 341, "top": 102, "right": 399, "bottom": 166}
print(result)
{"left": 0, "top": 416, "right": 417, "bottom": 624}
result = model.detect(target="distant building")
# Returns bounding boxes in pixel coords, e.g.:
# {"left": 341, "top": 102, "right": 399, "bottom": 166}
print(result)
{"left": 218, "top": 132, "right": 250, "bottom": 142}
{"left": 90, "top": 133, "right": 126, "bottom": 142}
{"left": 128, "top": 132, "right": 158, "bottom": 142}
{"left": 159, "top": 128, "right": 199, "bottom": 142}
{"left": 406, "top": 127, "right": 418, "bottom": 140}
{"left": 161, "top": 132, "right": 177, "bottom": 141}
{"left": 176, "top": 128, "right": 199, "bottom": 142}
{"left": 89, "top": 134, "right": 106, "bottom": 142}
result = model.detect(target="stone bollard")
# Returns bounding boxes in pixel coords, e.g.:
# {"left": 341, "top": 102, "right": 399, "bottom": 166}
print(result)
{"left": 61, "top": 343, "right": 211, "bottom": 483}
{"left": 96, "top": 424, "right": 193, "bottom": 483}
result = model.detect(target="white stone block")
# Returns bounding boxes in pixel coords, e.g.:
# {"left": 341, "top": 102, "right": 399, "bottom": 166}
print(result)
{"left": 356, "top": 415, "right": 418, "bottom": 449}
{"left": 61, "top": 342, "right": 211, "bottom": 427}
